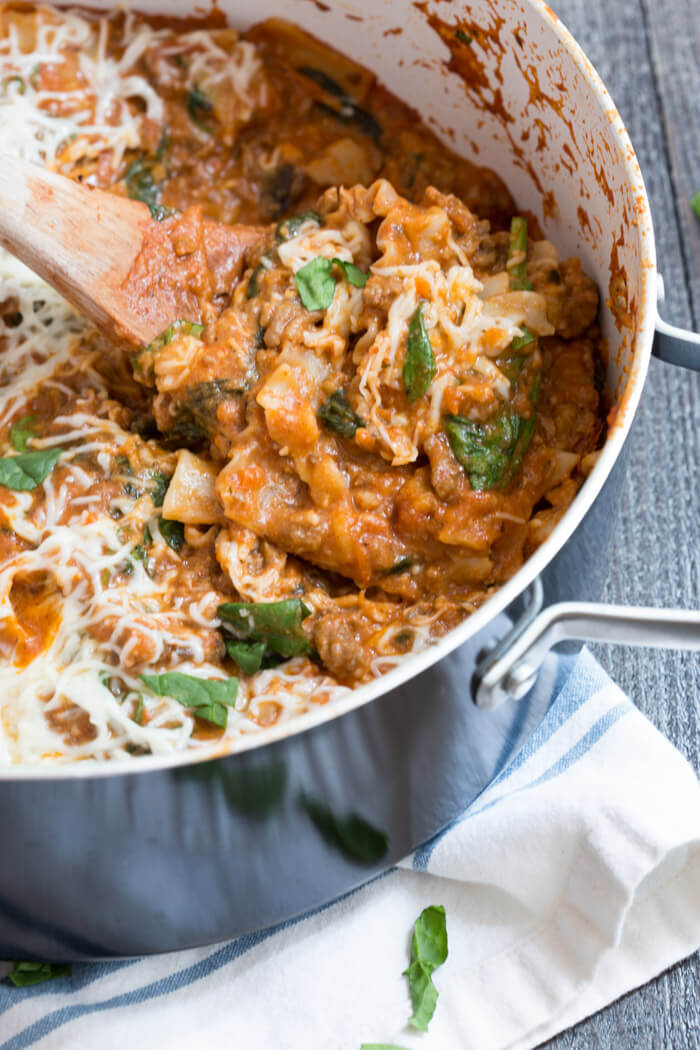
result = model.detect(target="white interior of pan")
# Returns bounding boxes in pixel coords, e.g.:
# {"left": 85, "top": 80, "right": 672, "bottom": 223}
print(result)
{"left": 2, "top": 0, "right": 657, "bottom": 777}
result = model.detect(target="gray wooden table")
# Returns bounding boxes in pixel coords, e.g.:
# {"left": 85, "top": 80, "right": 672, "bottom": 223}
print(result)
{"left": 541, "top": 1, "right": 700, "bottom": 1046}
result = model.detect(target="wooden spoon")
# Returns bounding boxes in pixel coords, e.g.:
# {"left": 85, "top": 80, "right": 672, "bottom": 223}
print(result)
{"left": 0, "top": 157, "right": 264, "bottom": 347}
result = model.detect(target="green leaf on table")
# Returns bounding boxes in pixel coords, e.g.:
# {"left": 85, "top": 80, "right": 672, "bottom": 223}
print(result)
{"left": 403, "top": 303, "right": 436, "bottom": 402}
{"left": 0, "top": 447, "right": 64, "bottom": 491}
{"left": 218, "top": 598, "right": 312, "bottom": 662}
{"left": 8, "top": 961, "right": 71, "bottom": 987}
{"left": 9, "top": 415, "right": 38, "bottom": 451}
{"left": 318, "top": 389, "right": 365, "bottom": 438}
{"left": 403, "top": 905, "right": 448, "bottom": 1031}
{"left": 140, "top": 671, "right": 238, "bottom": 728}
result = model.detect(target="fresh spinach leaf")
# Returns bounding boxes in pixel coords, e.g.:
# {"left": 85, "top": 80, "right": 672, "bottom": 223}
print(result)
{"left": 8, "top": 962, "right": 71, "bottom": 987}
{"left": 149, "top": 470, "right": 170, "bottom": 507}
{"left": 0, "top": 447, "right": 64, "bottom": 491}
{"left": 403, "top": 905, "right": 448, "bottom": 1031}
{"left": 295, "top": 257, "right": 368, "bottom": 310}
{"left": 318, "top": 389, "right": 365, "bottom": 438}
{"left": 225, "top": 638, "right": 268, "bottom": 675}
{"left": 445, "top": 412, "right": 519, "bottom": 491}
{"left": 159, "top": 518, "right": 185, "bottom": 552}
{"left": 403, "top": 304, "right": 436, "bottom": 402}
{"left": 168, "top": 379, "right": 240, "bottom": 448}
{"left": 218, "top": 598, "right": 312, "bottom": 660}
{"left": 445, "top": 371, "right": 540, "bottom": 490}
{"left": 299, "top": 792, "right": 389, "bottom": 864}
{"left": 140, "top": 671, "right": 238, "bottom": 728}
{"left": 9, "top": 415, "right": 38, "bottom": 451}
{"left": 508, "top": 216, "right": 533, "bottom": 291}
{"left": 124, "top": 155, "right": 173, "bottom": 222}
{"left": 275, "top": 210, "right": 322, "bottom": 243}
{"left": 187, "top": 85, "right": 214, "bottom": 131}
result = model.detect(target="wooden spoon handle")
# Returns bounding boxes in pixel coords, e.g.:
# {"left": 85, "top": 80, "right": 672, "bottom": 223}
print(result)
{"left": 0, "top": 156, "right": 262, "bottom": 346}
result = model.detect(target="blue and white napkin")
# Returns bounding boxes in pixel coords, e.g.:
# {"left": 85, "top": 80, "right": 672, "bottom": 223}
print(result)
{"left": 1, "top": 647, "right": 699, "bottom": 1050}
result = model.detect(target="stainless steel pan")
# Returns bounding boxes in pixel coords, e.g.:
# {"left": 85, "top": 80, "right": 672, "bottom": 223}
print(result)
{"left": 1, "top": 0, "right": 699, "bottom": 959}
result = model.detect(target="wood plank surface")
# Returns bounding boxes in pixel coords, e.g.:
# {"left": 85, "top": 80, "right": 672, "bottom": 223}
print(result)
{"left": 542, "top": 0, "right": 700, "bottom": 1046}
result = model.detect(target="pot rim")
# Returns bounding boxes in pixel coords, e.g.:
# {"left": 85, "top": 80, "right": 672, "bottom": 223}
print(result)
{"left": 0, "top": 0, "right": 657, "bottom": 781}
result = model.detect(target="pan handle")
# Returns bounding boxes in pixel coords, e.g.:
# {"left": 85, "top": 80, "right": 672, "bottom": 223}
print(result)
{"left": 653, "top": 274, "right": 700, "bottom": 370}
{"left": 473, "top": 594, "right": 700, "bottom": 710}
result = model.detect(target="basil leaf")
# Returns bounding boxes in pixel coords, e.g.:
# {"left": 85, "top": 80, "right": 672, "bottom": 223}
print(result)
{"left": 0, "top": 447, "right": 64, "bottom": 491}
{"left": 218, "top": 598, "right": 312, "bottom": 659}
{"left": 187, "top": 85, "right": 213, "bottom": 131}
{"left": 299, "top": 793, "right": 389, "bottom": 864}
{"left": 192, "top": 702, "right": 228, "bottom": 728}
{"left": 403, "top": 304, "right": 436, "bottom": 402}
{"left": 159, "top": 518, "right": 185, "bottom": 552}
{"left": 8, "top": 961, "right": 71, "bottom": 987}
{"left": 508, "top": 216, "right": 533, "bottom": 291}
{"left": 295, "top": 257, "right": 368, "bottom": 310}
{"left": 335, "top": 259, "right": 368, "bottom": 288}
{"left": 445, "top": 413, "right": 519, "bottom": 491}
{"left": 225, "top": 638, "right": 268, "bottom": 675}
{"left": 295, "top": 257, "right": 336, "bottom": 311}
{"left": 691, "top": 192, "right": 700, "bottom": 221}
{"left": 275, "top": 210, "right": 322, "bottom": 243}
{"left": 318, "top": 389, "right": 365, "bottom": 438}
{"left": 510, "top": 326, "right": 536, "bottom": 351}
{"left": 149, "top": 470, "right": 170, "bottom": 507}
{"left": 140, "top": 672, "right": 238, "bottom": 727}
{"left": 403, "top": 905, "right": 448, "bottom": 1031}
{"left": 10, "top": 415, "right": 38, "bottom": 452}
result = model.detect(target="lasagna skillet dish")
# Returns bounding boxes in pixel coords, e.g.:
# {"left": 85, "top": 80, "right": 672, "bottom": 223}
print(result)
{"left": 0, "top": 5, "right": 605, "bottom": 763}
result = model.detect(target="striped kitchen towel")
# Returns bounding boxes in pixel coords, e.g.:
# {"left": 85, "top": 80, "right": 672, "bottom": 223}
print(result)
{"left": 1, "top": 647, "right": 700, "bottom": 1050}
